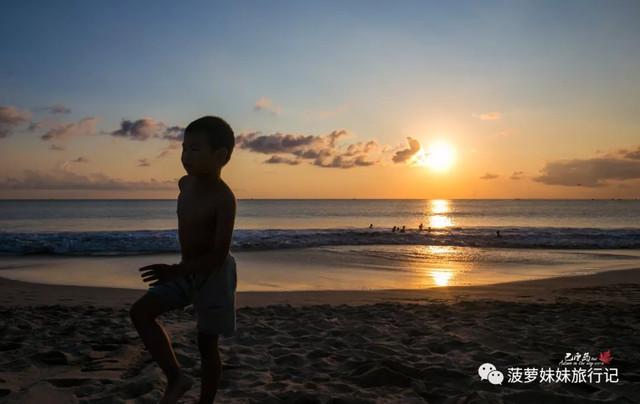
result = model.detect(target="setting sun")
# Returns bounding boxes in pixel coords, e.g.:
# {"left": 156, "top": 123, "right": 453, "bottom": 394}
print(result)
{"left": 423, "top": 141, "right": 456, "bottom": 171}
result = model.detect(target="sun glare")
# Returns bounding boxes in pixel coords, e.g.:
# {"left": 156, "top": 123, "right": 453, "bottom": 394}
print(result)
{"left": 431, "top": 270, "right": 453, "bottom": 287}
{"left": 419, "top": 141, "right": 456, "bottom": 171}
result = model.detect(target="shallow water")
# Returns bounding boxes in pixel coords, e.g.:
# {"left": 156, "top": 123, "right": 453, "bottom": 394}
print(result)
{"left": 1, "top": 246, "right": 639, "bottom": 292}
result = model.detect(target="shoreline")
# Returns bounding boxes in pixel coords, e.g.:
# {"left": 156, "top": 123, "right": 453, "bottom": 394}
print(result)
{"left": 2, "top": 246, "right": 640, "bottom": 294}
{"left": 2, "top": 266, "right": 640, "bottom": 308}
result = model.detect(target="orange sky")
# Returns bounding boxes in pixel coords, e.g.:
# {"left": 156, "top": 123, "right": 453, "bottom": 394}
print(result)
{"left": 1, "top": 1, "right": 640, "bottom": 199}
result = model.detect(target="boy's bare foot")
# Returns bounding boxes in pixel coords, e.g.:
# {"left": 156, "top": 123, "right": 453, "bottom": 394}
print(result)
{"left": 159, "top": 370, "right": 193, "bottom": 404}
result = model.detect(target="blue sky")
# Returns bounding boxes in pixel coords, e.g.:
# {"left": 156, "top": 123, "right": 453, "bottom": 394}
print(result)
{"left": 1, "top": 0, "right": 639, "bottom": 198}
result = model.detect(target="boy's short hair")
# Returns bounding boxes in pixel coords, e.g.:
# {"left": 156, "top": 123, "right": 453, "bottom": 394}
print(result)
{"left": 184, "top": 116, "right": 235, "bottom": 165}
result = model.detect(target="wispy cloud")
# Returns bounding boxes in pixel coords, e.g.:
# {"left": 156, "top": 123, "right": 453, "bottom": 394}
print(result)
{"left": 44, "top": 104, "right": 72, "bottom": 114}
{"left": 510, "top": 171, "right": 525, "bottom": 180}
{"left": 59, "top": 156, "right": 89, "bottom": 171}
{"left": 264, "top": 155, "right": 300, "bottom": 165}
{"left": 0, "top": 169, "right": 176, "bottom": 190}
{"left": 0, "top": 105, "right": 32, "bottom": 138}
{"left": 137, "top": 158, "right": 151, "bottom": 167}
{"left": 157, "top": 142, "right": 181, "bottom": 158}
{"left": 618, "top": 146, "right": 640, "bottom": 160}
{"left": 480, "top": 173, "right": 499, "bottom": 180}
{"left": 40, "top": 117, "right": 99, "bottom": 141}
{"left": 254, "top": 97, "right": 282, "bottom": 115}
{"left": 472, "top": 112, "right": 501, "bottom": 121}
{"left": 534, "top": 148, "right": 640, "bottom": 187}
{"left": 161, "top": 126, "right": 184, "bottom": 142}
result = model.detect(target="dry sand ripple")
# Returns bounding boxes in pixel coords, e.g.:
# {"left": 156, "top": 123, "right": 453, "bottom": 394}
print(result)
{"left": 1, "top": 296, "right": 639, "bottom": 404}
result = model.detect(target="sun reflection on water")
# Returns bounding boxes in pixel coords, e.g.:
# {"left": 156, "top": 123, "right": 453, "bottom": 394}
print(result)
{"left": 427, "top": 199, "right": 455, "bottom": 229}
{"left": 426, "top": 245, "right": 454, "bottom": 255}
{"left": 431, "top": 270, "right": 453, "bottom": 286}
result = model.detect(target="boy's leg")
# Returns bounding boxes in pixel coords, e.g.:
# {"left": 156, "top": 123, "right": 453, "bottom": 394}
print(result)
{"left": 197, "top": 331, "right": 221, "bottom": 404}
{"left": 129, "top": 292, "right": 183, "bottom": 379}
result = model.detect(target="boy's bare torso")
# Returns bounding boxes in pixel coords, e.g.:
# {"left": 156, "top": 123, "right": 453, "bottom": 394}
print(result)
{"left": 177, "top": 175, "right": 234, "bottom": 271}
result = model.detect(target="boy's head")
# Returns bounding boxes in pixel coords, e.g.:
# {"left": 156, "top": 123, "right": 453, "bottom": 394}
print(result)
{"left": 181, "top": 116, "right": 234, "bottom": 176}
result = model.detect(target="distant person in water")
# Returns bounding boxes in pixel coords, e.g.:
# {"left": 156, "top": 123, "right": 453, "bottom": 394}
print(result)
{"left": 130, "top": 116, "right": 238, "bottom": 404}
{"left": 369, "top": 224, "right": 373, "bottom": 229}
{"left": 392, "top": 226, "right": 397, "bottom": 232}
{"left": 496, "top": 230, "right": 501, "bottom": 238}
{"left": 400, "top": 225, "right": 406, "bottom": 233}
{"left": 418, "top": 223, "right": 423, "bottom": 231}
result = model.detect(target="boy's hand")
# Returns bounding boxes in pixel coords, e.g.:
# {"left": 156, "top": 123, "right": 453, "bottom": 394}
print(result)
{"left": 139, "top": 264, "right": 180, "bottom": 286}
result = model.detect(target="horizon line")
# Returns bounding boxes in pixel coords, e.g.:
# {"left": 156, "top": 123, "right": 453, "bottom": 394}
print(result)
{"left": 0, "top": 197, "right": 638, "bottom": 201}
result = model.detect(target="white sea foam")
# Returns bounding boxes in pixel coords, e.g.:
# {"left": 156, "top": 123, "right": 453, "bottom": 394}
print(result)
{"left": 1, "top": 226, "right": 639, "bottom": 256}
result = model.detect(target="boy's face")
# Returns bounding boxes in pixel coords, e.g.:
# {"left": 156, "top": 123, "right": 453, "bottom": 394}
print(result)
{"left": 181, "top": 131, "right": 227, "bottom": 176}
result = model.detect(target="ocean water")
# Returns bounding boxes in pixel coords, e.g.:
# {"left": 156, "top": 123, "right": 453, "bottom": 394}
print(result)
{"left": 0, "top": 199, "right": 639, "bottom": 255}
{"left": 0, "top": 199, "right": 639, "bottom": 290}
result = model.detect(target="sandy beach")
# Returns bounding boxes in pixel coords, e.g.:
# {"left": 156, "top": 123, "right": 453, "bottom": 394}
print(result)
{"left": 1, "top": 268, "right": 639, "bottom": 403}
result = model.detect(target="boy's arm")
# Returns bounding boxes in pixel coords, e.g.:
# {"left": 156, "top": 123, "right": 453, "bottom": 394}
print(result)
{"left": 173, "top": 193, "right": 236, "bottom": 277}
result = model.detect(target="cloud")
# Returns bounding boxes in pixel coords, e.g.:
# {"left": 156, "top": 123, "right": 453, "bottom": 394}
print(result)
{"left": 510, "top": 171, "right": 525, "bottom": 180}
{"left": 480, "top": 173, "right": 499, "bottom": 180}
{"left": 109, "top": 118, "right": 168, "bottom": 141}
{"left": 157, "top": 142, "right": 180, "bottom": 158}
{"left": 59, "top": 156, "right": 89, "bottom": 171}
{"left": 311, "top": 140, "right": 379, "bottom": 168}
{"left": 619, "top": 146, "right": 640, "bottom": 160}
{"left": 533, "top": 157, "right": 640, "bottom": 187}
{"left": 264, "top": 155, "right": 300, "bottom": 165}
{"left": 237, "top": 129, "right": 449, "bottom": 169}
{"left": 45, "top": 104, "right": 71, "bottom": 114}
{"left": 107, "top": 118, "right": 184, "bottom": 143}
{"left": 237, "top": 129, "right": 380, "bottom": 169}
{"left": 27, "top": 117, "right": 56, "bottom": 132}
{"left": 344, "top": 140, "right": 378, "bottom": 157}
{"left": 137, "top": 158, "right": 150, "bottom": 167}
{"left": 314, "top": 154, "right": 377, "bottom": 168}
{"left": 472, "top": 112, "right": 501, "bottom": 121}
{"left": 49, "top": 144, "right": 65, "bottom": 151}
{"left": 254, "top": 97, "right": 282, "bottom": 115}
{"left": 106, "top": 117, "right": 182, "bottom": 142}
{"left": 0, "top": 105, "right": 32, "bottom": 138}
{"left": 161, "top": 126, "right": 184, "bottom": 142}
{"left": 392, "top": 137, "right": 421, "bottom": 163}
{"left": 0, "top": 169, "right": 176, "bottom": 190}
{"left": 237, "top": 130, "right": 347, "bottom": 154}
{"left": 41, "top": 117, "right": 99, "bottom": 141}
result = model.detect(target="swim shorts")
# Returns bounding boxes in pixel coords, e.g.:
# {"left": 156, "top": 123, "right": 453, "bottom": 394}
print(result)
{"left": 148, "top": 254, "right": 237, "bottom": 337}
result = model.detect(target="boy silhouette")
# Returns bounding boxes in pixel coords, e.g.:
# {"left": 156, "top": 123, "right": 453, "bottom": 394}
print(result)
{"left": 130, "top": 116, "right": 237, "bottom": 404}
